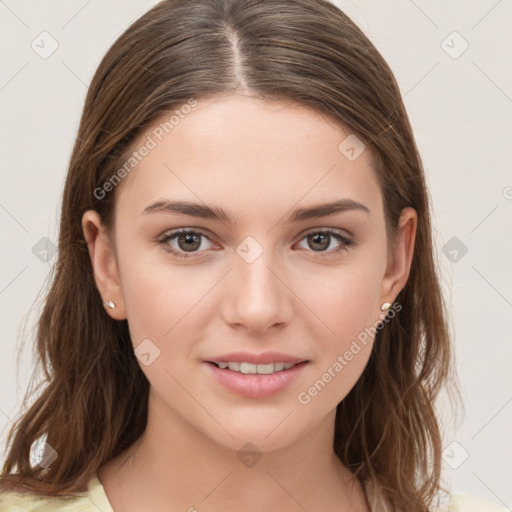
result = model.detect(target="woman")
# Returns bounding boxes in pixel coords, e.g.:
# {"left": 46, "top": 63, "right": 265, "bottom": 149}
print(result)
{"left": 0, "top": 1, "right": 505, "bottom": 510}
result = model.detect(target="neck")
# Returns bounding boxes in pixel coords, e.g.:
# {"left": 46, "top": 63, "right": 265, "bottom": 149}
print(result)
{"left": 98, "top": 391, "right": 370, "bottom": 512}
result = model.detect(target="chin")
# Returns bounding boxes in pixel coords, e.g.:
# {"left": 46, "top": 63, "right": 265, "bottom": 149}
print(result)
{"left": 213, "top": 428, "right": 300, "bottom": 455}
{"left": 197, "top": 409, "right": 308, "bottom": 454}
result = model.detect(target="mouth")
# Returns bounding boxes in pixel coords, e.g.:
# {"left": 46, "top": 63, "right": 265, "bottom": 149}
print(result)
{"left": 204, "top": 359, "right": 309, "bottom": 398}
{"left": 206, "top": 360, "right": 308, "bottom": 375}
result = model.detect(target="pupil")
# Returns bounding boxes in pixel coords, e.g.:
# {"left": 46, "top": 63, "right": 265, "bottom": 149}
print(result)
{"left": 179, "top": 233, "right": 200, "bottom": 252}
{"left": 309, "top": 233, "right": 329, "bottom": 251}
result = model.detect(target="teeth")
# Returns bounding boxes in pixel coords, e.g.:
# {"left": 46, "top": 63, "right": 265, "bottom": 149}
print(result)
{"left": 240, "top": 362, "right": 257, "bottom": 374}
{"left": 215, "top": 361, "right": 300, "bottom": 374}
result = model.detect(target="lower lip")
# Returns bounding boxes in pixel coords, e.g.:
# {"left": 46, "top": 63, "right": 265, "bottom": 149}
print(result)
{"left": 204, "top": 361, "right": 308, "bottom": 398}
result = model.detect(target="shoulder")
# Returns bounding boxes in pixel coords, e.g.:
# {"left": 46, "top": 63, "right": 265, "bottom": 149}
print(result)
{"left": 0, "top": 473, "right": 114, "bottom": 512}
{"left": 363, "top": 478, "right": 508, "bottom": 512}
{"left": 0, "top": 491, "right": 92, "bottom": 511}
{"left": 448, "top": 493, "right": 509, "bottom": 512}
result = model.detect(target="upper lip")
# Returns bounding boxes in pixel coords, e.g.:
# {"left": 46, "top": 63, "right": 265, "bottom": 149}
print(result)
{"left": 206, "top": 351, "right": 308, "bottom": 365}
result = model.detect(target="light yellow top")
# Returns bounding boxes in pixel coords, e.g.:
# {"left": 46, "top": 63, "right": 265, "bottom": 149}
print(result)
{"left": 0, "top": 473, "right": 508, "bottom": 511}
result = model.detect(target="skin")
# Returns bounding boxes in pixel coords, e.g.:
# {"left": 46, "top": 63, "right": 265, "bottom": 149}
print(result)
{"left": 82, "top": 94, "right": 417, "bottom": 512}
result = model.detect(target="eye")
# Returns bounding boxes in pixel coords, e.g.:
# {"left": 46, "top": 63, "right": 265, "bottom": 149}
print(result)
{"left": 157, "top": 229, "right": 215, "bottom": 259}
{"left": 156, "top": 228, "right": 355, "bottom": 260}
{"left": 295, "top": 229, "right": 354, "bottom": 256}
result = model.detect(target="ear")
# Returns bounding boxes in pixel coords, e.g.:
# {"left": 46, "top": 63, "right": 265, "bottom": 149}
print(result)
{"left": 81, "top": 210, "right": 126, "bottom": 320}
{"left": 379, "top": 207, "right": 417, "bottom": 307}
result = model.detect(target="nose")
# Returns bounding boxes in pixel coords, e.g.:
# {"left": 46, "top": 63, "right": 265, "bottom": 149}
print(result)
{"left": 222, "top": 244, "right": 293, "bottom": 334}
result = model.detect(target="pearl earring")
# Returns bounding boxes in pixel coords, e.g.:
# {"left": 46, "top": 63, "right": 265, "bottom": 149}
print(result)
{"left": 380, "top": 302, "right": 392, "bottom": 312}
{"left": 103, "top": 300, "right": 116, "bottom": 310}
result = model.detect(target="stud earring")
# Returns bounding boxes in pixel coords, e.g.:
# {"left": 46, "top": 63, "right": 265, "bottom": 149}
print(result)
{"left": 103, "top": 300, "right": 116, "bottom": 310}
{"left": 380, "top": 302, "right": 392, "bottom": 312}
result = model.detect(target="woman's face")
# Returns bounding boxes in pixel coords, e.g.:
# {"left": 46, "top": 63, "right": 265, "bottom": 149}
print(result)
{"left": 83, "top": 94, "right": 415, "bottom": 452}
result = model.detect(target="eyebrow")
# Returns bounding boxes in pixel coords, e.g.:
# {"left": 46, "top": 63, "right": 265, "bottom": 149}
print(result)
{"left": 141, "top": 198, "right": 370, "bottom": 224}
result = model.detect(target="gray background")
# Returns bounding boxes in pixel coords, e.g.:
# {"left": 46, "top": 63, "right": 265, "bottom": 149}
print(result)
{"left": 1, "top": 0, "right": 511, "bottom": 508}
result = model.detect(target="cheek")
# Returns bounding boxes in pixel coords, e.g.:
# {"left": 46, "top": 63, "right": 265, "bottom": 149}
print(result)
{"left": 115, "top": 234, "right": 176, "bottom": 342}
{"left": 294, "top": 244, "right": 385, "bottom": 396}
{"left": 293, "top": 270, "right": 382, "bottom": 412}
{"left": 304, "top": 261, "right": 384, "bottom": 344}
{"left": 116, "top": 237, "right": 215, "bottom": 357}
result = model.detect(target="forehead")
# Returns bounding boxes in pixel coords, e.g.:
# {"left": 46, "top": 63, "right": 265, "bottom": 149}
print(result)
{"left": 114, "top": 94, "right": 382, "bottom": 221}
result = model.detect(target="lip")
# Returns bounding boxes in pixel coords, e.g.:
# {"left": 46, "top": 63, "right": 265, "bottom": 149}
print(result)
{"left": 206, "top": 351, "right": 307, "bottom": 365}
{"left": 204, "top": 360, "right": 309, "bottom": 398}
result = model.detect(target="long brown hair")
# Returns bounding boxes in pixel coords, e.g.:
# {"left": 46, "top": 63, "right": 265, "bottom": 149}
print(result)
{"left": 0, "top": 1, "right": 461, "bottom": 509}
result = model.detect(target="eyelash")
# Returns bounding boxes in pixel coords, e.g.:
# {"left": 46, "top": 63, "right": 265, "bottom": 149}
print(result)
{"left": 156, "top": 228, "right": 355, "bottom": 259}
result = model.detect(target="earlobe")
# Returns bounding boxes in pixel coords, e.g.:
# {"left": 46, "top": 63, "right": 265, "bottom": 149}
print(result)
{"left": 81, "top": 210, "right": 126, "bottom": 320}
{"left": 380, "top": 207, "right": 417, "bottom": 306}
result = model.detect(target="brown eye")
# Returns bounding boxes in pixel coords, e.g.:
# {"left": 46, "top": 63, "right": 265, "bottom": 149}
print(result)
{"left": 176, "top": 232, "right": 202, "bottom": 252}
{"left": 158, "top": 229, "right": 214, "bottom": 259}
{"left": 297, "top": 229, "right": 354, "bottom": 256}
{"left": 306, "top": 232, "right": 331, "bottom": 251}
